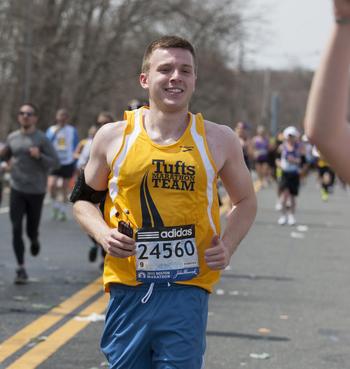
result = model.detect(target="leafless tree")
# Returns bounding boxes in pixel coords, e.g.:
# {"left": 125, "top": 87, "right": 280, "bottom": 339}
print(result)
{"left": 2, "top": 0, "right": 312, "bottom": 141}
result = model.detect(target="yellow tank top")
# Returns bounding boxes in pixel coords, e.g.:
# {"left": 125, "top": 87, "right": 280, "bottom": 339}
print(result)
{"left": 318, "top": 156, "right": 329, "bottom": 168}
{"left": 103, "top": 107, "right": 221, "bottom": 292}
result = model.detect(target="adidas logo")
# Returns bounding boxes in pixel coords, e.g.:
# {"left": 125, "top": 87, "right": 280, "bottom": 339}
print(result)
{"left": 160, "top": 228, "right": 193, "bottom": 239}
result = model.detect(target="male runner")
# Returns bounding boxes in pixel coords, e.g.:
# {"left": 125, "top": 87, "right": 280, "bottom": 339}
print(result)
{"left": 305, "top": 0, "right": 350, "bottom": 184}
{"left": 46, "top": 108, "right": 79, "bottom": 220}
{"left": 0, "top": 103, "right": 59, "bottom": 283}
{"left": 235, "top": 121, "right": 252, "bottom": 170}
{"left": 76, "top": 111, "right": 114, "bottom": 268}
{"left": 276, "top": 126, "right": 303, "bottom": 226}
{"left": 252, "top": 125, "right": 271, "bottom": 188}
{"left": 312, "top": 146, "right": 336, "bottom": 202}
{"left": 72, "top": 35, "right": 257, "bottom": 369}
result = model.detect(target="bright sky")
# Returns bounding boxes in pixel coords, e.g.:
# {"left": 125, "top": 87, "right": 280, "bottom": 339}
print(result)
{"left": 246, "top": 0, "right": 334, "bottom": 70}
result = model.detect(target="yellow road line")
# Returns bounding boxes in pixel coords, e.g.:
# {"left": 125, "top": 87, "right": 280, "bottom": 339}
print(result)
{"left": 4, "top": 294, "right": 108, "bottom": 369}
{"left": 0, "top": 277, "right": 102, "bottom": 363}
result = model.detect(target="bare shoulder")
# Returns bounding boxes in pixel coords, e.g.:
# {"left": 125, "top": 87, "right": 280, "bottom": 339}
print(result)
{"left": 91, "top": 120, "right": 127, "bottom": 165}
{"left": 204, "top": 120, "right": 241, "bottom": 171}
{"left": 204, "top": 120, "right": 238, "bottom": 148}
{"left": 95, "top": 120, "right": 127, "bottom": 142}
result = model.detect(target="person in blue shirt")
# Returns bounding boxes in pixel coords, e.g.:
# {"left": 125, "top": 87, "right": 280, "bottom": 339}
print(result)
{"left": 46, "top": 108, "right": 79, "bottom": 220}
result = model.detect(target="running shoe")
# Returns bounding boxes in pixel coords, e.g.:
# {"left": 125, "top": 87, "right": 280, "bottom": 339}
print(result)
{"left": 52, "top": 207, "right": 59, "bottom": 220}
{"left": 321, "top": 189, "right": 329, "bottom": 202}
{"left": 275, "top": 201, "right": 282, "bottom": 211}
{"left": 58, "top": 211, "right": 67, "bottom": 221}
{"left": 278, "top": 215, "right": 287, "bottom": 225}
{"left": 30, "top": 239, "right": 40, "bottom": 256}
{"left": 14, "top": 267, "right": 28, "bottom": 285}
{"left": 287, "top": 214, "right": 296, "bottom": 226}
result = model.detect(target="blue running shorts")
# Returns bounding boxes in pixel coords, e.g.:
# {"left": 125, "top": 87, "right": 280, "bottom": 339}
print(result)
{"left": 101, "top": 282, "right": 209, "bottom": 369}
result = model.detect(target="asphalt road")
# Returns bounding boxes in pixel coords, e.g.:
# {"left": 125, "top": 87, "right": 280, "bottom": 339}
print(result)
{"left": 0, "top": 174, "right": 349, "bottom": 369}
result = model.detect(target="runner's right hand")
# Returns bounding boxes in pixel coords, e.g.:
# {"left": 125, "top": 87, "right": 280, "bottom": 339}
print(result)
{"left": 99, "top": 229, "right": 136, "bottom": 258}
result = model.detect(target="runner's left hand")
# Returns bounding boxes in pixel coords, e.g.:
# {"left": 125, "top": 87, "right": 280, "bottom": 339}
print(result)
{"left": 29, "top": 146, "right": 41, "bottom": 159}
{"left": 205, "top": 235, "right": 231, "bottom": 270}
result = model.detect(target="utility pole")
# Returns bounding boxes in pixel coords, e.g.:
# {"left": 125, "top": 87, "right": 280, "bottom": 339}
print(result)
{"left": 260, "top": 69, "right": 271, "bottom": 125}
{"left": 24, "top": 2, "right": 33, "bottom": 102}
{"left": 270, "top": 92, "right": 280, "bottom": 136}
{"left": 238, "top": 39, "right": 245, "bottom": 73}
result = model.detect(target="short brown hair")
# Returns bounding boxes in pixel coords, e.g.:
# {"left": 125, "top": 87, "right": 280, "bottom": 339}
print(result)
{"left": 141, "top": 35, "right": 197, "bottom": 74}
{"left": 20, "top": 103, "right": 39, "bottom": 116}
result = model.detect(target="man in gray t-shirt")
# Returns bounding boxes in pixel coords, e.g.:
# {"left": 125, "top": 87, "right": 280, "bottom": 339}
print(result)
{"left": 0, "top": 103, "right": 59, "bottom": 284}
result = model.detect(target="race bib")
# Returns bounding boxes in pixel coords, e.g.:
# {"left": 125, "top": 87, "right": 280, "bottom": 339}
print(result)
{"left": 57, "top": 136, "right": 67, "bottom": 150}
{"left": 136, "top": 224, "right": 199, "bottom": 283}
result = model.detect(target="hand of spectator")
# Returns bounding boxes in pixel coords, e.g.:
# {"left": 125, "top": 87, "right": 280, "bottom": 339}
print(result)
{"left": 334, "top": 0, "right": 350, "bottom": 18}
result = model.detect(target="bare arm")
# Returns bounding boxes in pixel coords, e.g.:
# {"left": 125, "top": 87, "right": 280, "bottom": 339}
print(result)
{"left": 0, "top": 143, "right": 11, "bottom": 161}
{"left": 205, "top": 123, "right": 257, "bottom": 270}
{"left": 72, "top": 122, "right": 136, "bottom": 257}
{"left": 304, "top": 0, "right": 350, "bottom": 183}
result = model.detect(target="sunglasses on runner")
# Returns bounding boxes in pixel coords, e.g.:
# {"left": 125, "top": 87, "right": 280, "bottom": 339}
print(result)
{"left": 18, "top": 111, "right": 36, "bottom": 117}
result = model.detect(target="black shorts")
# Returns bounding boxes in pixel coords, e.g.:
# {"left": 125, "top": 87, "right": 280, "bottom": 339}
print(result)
{"left": 318, "top": 166, "right": 335, "bottom": 177}
{"left": 50, "top": 162, "right": 76, "bottom": 179}
{"left": 279, "top": 171, "right": 300, "bottom": 196}
{"left": 243, "top": 154, "right": 251, "bottom": 170}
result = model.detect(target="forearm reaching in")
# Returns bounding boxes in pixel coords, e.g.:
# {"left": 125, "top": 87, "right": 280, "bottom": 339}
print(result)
{"left": 304, "top": 0, "right": 350, "bottom": 183}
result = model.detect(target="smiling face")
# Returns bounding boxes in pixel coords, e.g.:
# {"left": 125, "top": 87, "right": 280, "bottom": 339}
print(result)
{"left": 139, "top": 47, "right": 196, "bottom": 113}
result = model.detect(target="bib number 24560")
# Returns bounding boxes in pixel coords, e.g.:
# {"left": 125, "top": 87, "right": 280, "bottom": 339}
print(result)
{"left": 136, "top": 224, "right": 199, "bottom": 283}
